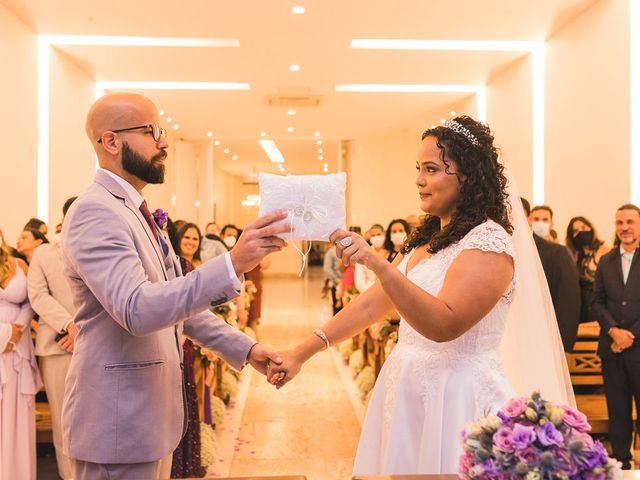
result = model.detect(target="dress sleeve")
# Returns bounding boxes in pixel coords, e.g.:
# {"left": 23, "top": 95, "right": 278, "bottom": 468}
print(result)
{"left": 460, "top": 221, "right": 515, "bottom": 259}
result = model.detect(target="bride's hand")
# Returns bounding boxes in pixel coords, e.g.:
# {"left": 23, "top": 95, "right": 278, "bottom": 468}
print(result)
{"left": 330, "top": 229, "right": 386, "bottom": 272}
{"left": 267, "top": 349, "right": 304, "bottom": 389}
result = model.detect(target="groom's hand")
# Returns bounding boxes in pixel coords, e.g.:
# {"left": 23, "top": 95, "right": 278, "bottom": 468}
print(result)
{"left": 247, "top": 343, "right": 282, "bottom": 376}
{"left": 230, "top": 211, "right": 291, "bottom": 277}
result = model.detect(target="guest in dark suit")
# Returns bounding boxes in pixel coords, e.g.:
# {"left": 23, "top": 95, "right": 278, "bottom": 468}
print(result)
{"left": 522, "top": 198, "right": 581, "bottom": 351}
{"left": 592, "top": 203, "right": 640, "bottom": 470}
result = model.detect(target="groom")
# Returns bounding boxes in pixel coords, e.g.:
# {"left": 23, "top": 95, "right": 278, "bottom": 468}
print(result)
{"left": 61, "top": 92, "right": 289, "bottom": 480}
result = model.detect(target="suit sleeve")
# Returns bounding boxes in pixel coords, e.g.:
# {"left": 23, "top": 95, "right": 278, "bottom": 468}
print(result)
{"left": 183, "top": 310, "right": 256, "bottom": 371}
{"left": 27, "top": 249, "right": 72, "bottom": 333}
{"left": 62, "top": 200, "right": 241, "bottom": 336}
{"left": 551, "top": 247, "right": 581, "bottom": 351}
{"left": 591, "top": 260, "right": 618, "bottom": 331}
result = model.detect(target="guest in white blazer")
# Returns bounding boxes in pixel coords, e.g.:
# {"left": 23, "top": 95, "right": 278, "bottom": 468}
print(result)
{"left": 61, "top": 92, "right": 290, "bottom": 480}
{"left": 27, "top": 196, "right": 78, "bottom": 480}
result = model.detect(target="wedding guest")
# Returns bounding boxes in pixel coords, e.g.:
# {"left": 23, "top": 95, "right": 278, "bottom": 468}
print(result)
{"left": 355, "top": 224, "right": 387, "bottom": 293}
{"left": 383, "top": 219, "right": 410, "bottom": 263}
{"left": 23, "top": 218, "right": 48, "bottom": 236}
{"left": 27, "top": 196, "right": 77, "bottom": 480}
{"left": 205, "top": 222, "right": 220, "bottom": 237}
{"left": 523, "top": 198, "right": 581, "bottom": 351}
{"left": 221, "top": 224, "right": 240, "bottom": 250}
{"left": 177, "top": 223, "right": 203, "bottom": 268}
{"left": 566, "top": 216, "right": 611, "bottom": 323}
{"left": 528, "top": 205, "right": 554, "bottom": 242}
{"left": 405, "top": 214, "right": 421, "bottom": 231}
{"left": 62, "top": 93, "right": 285, "bottom": 479}
{"left": 16, "top": 228, "right": 48, "bottom": 264}
{"left": 323, "top": 245, "right": 343, "bottom": 315}
{"left": 0, "top": 228, "right": 26, "bottom": 263}
{"left": 200, "top": 224, "right": 228, "bottom": 263}
{"left": 592, "top": 204, "right": 640, "bottom": 470}
{"left": 0, "top": 243, "right": 42, "bottom": 480}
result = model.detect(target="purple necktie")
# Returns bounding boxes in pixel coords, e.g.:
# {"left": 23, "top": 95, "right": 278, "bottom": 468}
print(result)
{"left": 139, "top": 200, "right": 158, "bottom": 237}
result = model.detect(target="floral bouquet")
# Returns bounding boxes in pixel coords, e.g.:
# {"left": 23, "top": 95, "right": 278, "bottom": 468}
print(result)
{"left": 459, "top": 392, "right": 622, "bottom": 480}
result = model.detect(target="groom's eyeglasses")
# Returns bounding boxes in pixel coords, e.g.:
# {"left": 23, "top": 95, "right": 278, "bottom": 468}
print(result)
{"left": 97, "top": 124, "right": 166, "bottom": 144}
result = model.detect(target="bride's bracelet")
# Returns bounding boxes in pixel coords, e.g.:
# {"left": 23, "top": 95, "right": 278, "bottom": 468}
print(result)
{"left": 313, "top": 329, "right": 331, "bottom": 349}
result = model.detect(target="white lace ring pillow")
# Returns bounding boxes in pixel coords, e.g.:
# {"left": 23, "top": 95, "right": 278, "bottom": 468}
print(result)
{"left": 258, "top": 172, "right": 347, "bottom": 241}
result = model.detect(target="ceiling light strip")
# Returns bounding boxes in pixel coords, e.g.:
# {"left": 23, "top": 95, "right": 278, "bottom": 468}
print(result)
{"left": 335, "top": 84, "right": 481, "bottom": 93}
{"left": 259, "top": 139, "right": 285, "bottom": 163}
{"left": 41, "top": 35, "right": 239, "bottom": 48}
{"left": 99, "top": 81, "right": 250, "bottom": 91}
{"left": 37, "top": 37, "right": 50, "bottom": 224}
{"left": 350, "top": 39, "right": 534, "bottom": 52}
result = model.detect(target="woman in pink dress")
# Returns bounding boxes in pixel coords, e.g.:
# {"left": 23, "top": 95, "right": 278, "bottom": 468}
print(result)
{"left": 0, "top": 244, "right": 42, "bottom": 480}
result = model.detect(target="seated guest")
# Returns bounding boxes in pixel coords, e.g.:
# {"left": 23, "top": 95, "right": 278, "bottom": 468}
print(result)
{"left": 566, "top": 216, "right": 612, "bottom": 323}
{"left": 383, "top": 219, "right": 410, "bottom": 263}
{"left": 355, "top": 223, "right": 386, "bottom": 293}
{"left": 523, "top": 198, "right": 581, "bottom": 351}
{"left": 16, "top": 228, "right": 48, "bottom": 264}
{"left": 23, "top": 218, "right": 48, "bottom": 236}
{"left": 528, "top": 205, "right": 555, "bottom": 242}
{"left": 27, "top": 196, "right": 77, "bottom": 480}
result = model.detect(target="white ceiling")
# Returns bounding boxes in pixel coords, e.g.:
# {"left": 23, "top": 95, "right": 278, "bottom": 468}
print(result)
{"left": 2, "top": 0, "right": 600, "bottom": 176}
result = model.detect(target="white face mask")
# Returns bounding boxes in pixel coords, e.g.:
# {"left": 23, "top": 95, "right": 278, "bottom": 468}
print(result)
{"left": 390, "top": 232, "right": 407, "bottom": 247}
{"left": 370, "top": 235, "right": 385, "bottom": 249}
{"left": 531, "top": 221, "right": 551, "bottom": 238}
{"left": 223, "top": 235, "right": 237, "bottom": 248}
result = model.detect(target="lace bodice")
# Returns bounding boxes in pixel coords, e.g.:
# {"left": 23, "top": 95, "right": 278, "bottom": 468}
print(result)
{"left": 397, "top": 220, "right": 515, "bottom": 356}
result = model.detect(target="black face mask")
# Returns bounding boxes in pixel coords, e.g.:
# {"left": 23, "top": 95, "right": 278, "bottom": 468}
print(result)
{"left": 573, "top": 230, "right": 594, "bottom": 248}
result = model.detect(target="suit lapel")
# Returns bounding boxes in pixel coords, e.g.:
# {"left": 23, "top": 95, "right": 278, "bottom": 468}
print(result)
{"left": 94, "top": 171, "right": 168, "bottom": 280}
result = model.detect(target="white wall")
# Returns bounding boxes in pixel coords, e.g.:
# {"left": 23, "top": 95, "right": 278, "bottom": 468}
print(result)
{"left": 0, "top": 4, "right": 37, "bottom": 245}
{"left": 545, "top": 0, "right": 630, "bottom": 243}
{"left": 49, "top": 49, "right": 96, "bottom": 227}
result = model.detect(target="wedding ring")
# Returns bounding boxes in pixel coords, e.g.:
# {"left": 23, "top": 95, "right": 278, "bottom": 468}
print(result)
{"left": 339, "top": 237, "right": 353, "bottom": 248}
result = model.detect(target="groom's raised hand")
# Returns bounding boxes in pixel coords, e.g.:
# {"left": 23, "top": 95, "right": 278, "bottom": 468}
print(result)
{"left": 247, "top": 343, "right": 283, "bottom": 376}
{"left": 230, "top": 211, "right": 291, "bottom": 277}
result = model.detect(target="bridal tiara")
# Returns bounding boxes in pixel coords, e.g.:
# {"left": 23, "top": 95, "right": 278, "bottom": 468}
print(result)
{"left": 443, "top": 120, "right": 480, "bottom": 147}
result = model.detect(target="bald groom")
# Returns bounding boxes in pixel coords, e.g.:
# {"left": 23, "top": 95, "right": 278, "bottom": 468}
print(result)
{"left": 61, "top": 93, "right": 289, "bottom": 480}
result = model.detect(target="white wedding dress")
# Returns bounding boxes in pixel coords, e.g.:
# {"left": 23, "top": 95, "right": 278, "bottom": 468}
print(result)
{"left": 353, "top": 220, "right": 516, "bottom": 475}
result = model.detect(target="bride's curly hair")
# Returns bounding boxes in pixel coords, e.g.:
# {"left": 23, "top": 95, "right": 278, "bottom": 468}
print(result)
{"left": 403, "top": 115, "right": 512, "bottom": 255}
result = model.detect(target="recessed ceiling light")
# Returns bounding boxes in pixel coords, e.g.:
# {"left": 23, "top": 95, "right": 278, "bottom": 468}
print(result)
{"left": 207, "top": 131, "right": 213, "bottom": 137}
{"left": 260, "top": 131, "right": 267, "bottom": 137}
{"left": 214, "top": 140, "right": 220, "bottom": 146}
{"left": 317, "top": 140, "right": 322, "bottom": 145}
{"left": 224, "top": 148, "right": 230, "bottom": 154}
{"left": 159, "top": 110, "right": 165, "bottom": 116}
{"left": 173, "top": 124, "right": 180, "bottom": 130}
{"left": 166, "top": 117, "right": 173, "bottom": 123}
{"left": 318, "top": 148, "right": 323, "bottom": 154}
{"left": 314, "top": 131, "right": 320, "bottom": 137}
{"left": 318, "top": 155, "right": 324, "bottom": 161}
{"left": 288, "top": 127, "right": 295, "bottom": 133}
{"left": 291, "top": 6, "right": 305, "bottom": 14}
{"left": 288, "top": 109, "right": 296, "bottom": 116}
{"left": 440, "top": 118, "right": 446, "bottom": 123}
{"left": 289, "top": 64, "right": 301, "bottom": 72}
{"left": 450, "top": 111, "right": 457, "bottom": 116}
{"left": 232, "top": 155, "right": 238, "bottom": 161}
{"left": 195, "top": 200, "right": 201, "bottom": 208}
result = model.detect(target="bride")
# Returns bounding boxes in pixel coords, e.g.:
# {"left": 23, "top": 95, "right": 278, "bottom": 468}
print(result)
{"left": 267, "top": 115, "right": 573, "bottom": 474}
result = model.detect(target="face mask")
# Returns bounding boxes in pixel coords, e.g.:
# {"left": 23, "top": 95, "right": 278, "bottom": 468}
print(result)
{"left": 390, "top": 232, "right": 407, "bottom": 247}
{"left": 573, "top": 230, "right": 594, "bottom": 248}
{"left": 370, "top": 235, "right": 385, "bottom": 249}
{"left": 531, "top": 221, "right": 550, "bottom": 238}
{"left": 223, "top": 236, "right": 237, "bottom": 248}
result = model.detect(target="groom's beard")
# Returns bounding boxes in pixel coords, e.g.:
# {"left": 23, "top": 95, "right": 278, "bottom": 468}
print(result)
{"left": 121, "top": 142, "right": 166, "bottom": 184}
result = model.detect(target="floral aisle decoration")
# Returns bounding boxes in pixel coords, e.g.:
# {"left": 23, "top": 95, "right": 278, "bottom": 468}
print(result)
{"left": 221, "top": 370, "right": 238, "bottom": 403}
{"left": 348, "top": 349, "right": 364, "bottom": 376}
{"left": 342, "top": 287, "right": 359, "bottom": 307}
{"left": 384, "top": 331, "right": 398, "bottom": 357}
{"left": 199, "top": 422, "right": 217, "bottom": 468}
{"left": 209, "top": 393, "right": 226, "bottom": 426}
{"left": 338, "top": 339, "right": 354, "bottom": 359}
{"left": 356, "top": 365, "right": 375, "bottom": 396}
{"left": 459, "top": 392, "right": 622, "bottom": 480}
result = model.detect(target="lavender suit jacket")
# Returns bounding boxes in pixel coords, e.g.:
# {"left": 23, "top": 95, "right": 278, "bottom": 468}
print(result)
{"left": 60, "top": 170, "right": 256, "bottom": 464}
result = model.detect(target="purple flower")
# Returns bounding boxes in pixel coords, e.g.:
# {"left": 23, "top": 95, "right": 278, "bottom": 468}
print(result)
{"left": 152, "top": 208, "right": 168, "bottom": 228}
{"left": 562, "top": 406, "right": 591, "bottom": 432}
{"left": 575, "top": 442, "right": 609, "bottom": 470}
{"left": 502, "top": 397, "right": 528, "bottom": 418}
{"left": 511, "top": 424, "right": 536, "bottom": 450}
{"left": 517, "top": 447, "right": 540, "bottom": 467}
{"left": 537, "top": 422, "right": 564, "bottom": 446}
{"left": 493, "top": 426, "right": 515, "bottom": 453}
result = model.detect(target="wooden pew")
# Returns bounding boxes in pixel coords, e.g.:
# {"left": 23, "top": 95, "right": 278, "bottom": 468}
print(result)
{"left": 35, "top": 401, "right": 52, "bottom": 443}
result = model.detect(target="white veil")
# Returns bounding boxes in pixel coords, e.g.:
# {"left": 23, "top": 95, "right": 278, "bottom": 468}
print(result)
{"left": 499, "top": 167, "right": 576, "bottom": 408}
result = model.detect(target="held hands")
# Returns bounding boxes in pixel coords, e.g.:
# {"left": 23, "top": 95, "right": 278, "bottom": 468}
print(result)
{"left": 610, "top": 327, "right": 635, "bottom": 353}
{"left": 230, "top": 211, "right": 291, "bottom": 277}
{"left": 3, "top": 323, "right": 23, "bottom": 353}
{"left": 266, "top": 349, "right": 304, "bottom": 389}
{"left": 330, "top": 229, "right": 385, "bottom": 272}
{"left": 247, "top": 343, "right": 283, "bottom": 376}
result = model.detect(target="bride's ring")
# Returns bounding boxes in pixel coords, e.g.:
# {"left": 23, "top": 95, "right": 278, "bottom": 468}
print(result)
{"left": 339, "top": 237, "right": 353, "bottom": 248}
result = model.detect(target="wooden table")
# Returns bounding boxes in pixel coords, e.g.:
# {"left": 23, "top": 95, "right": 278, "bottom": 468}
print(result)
{"left": 578, "top": 320, "right": 600, "bottom": 338}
